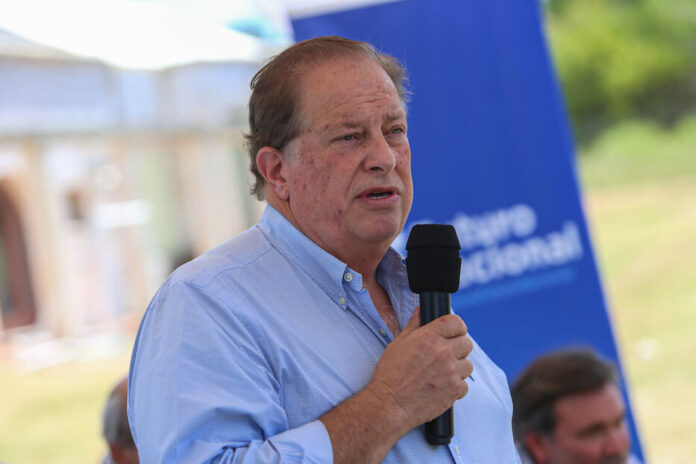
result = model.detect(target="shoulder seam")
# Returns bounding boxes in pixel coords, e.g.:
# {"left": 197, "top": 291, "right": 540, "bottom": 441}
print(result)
{"left": 189, "top": 242, "right": 274, "bottom": 291}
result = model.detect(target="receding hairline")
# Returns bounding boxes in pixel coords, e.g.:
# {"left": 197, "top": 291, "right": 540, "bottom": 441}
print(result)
{"left": 288, "top": 54, "right": 408, "bottom": 137}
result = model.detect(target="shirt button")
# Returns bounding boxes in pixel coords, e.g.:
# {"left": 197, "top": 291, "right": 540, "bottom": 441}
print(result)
{"left": 343, "top": 272, "right": 353, "bottom": 282}
{"left": 338, "top": 296, "right": 346, "bottom": 305}
{"left": 379, "top": 328, "right": 387, "bottom": 337}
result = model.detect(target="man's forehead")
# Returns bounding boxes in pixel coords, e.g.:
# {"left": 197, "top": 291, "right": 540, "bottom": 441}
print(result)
{"left": 554, "top": 385, "right": 625, "bottom": 428}
{"left": 297, "top": 57, "right": 401, "bottom": 106}
{"left": 326, "top": 109, "right": 406, "bottom": 127}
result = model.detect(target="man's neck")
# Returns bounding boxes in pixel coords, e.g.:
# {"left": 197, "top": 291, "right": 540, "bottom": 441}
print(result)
{"left": 267, "top": 197, "right": 401, "bottom": 335}
{"left": 363, "top": 272, "right": 401, "bottom": 336}
{"left": 267, "top": 197, "right": 391, "bottom": 281}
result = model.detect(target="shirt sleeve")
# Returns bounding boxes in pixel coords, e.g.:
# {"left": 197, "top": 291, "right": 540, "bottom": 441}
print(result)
{"left": 128, "top": 280, "right": 334, "bottom": 463}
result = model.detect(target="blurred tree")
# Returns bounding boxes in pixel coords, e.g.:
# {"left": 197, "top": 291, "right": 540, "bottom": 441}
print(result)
{"left": 544, "top": 0, "right": 696, "bottom": 144}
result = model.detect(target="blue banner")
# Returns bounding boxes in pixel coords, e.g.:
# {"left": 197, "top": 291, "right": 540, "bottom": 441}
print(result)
{"left": 292, "top": 0, "right": 643, "bottom": 459}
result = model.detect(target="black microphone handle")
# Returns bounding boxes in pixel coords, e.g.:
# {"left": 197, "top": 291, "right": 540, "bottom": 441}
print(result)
{"left": 419, "top": 291, "right": 454, "bottom": 446}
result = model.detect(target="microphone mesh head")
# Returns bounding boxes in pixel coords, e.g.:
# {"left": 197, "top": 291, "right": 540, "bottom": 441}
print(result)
{"left": 406, "top": 224, "right": 461, "bottom": 294}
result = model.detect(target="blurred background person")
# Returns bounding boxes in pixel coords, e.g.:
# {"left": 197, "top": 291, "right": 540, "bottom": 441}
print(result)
{"left": 102, "top": 377, "right": 139, "bottom": 464}
{"left": 511, "top": 348, "right": 641, "bottom": 464}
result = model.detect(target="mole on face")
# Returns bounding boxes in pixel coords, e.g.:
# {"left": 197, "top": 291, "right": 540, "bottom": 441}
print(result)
{"left": 334, "top": 209, "right": 344, "bottom": 228}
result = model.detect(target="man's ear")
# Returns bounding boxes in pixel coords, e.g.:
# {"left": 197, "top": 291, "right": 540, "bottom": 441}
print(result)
{"left": 256, "top": 147, "right": 290, "bottom": 200}
{"left": 524, "top": 431, "right": 551, "bottom": 464}
{"left": 109, "top": 443, "right": 125, "bottom": 463}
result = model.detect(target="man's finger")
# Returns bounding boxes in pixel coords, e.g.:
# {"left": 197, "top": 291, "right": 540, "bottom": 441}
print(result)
{"left": 450, "top": 335, "right": 474, "bottom": 360}
{"left": 427, "top": 314, "right": 468, "bottom": 339}
{"left": 459, "top": 358, "right": 474, "bottom": 380}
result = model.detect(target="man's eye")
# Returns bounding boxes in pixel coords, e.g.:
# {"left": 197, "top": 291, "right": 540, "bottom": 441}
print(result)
{"left": 389, "top": 126, "right": 406, "bottom": 135}
{"left": 613, "top": 415, "right": 627, "bottom": 428}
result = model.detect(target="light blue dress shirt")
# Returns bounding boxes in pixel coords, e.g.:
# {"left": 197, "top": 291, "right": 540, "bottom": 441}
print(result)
{"left": 128, "top": 206, "right": 521, "bottom": 463}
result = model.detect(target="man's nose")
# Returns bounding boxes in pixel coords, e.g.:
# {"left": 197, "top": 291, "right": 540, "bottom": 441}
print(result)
{"left": 364, "top": 134, "right": 397, "bottom": 173}
{"left": 603, "top": 426, "right": 629, "bottom": 456}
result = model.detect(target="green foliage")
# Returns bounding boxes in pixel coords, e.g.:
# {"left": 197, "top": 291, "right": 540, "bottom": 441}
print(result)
{"left": 578, "top": 113, "right": 696, "bottom": 187}
{"left": 544, "top": 0, "right": 696, "bottom": 144}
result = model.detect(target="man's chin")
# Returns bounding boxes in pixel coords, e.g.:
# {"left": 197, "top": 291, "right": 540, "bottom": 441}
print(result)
{"left": 355, "top": 222, "right": 401, "bottom": 245}
{"left": 598, "top": 454, "right": 630, "bottom": 464}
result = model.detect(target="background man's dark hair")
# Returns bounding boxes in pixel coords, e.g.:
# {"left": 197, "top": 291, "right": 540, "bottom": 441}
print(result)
{"left": 244, "top": 36, "right": 410, "bottom": 200}
{"left": 103, "top": 378, "right": 139, "bottom": 463}
{"left": 510, "top": 348, "right": 620, "bottom": 447}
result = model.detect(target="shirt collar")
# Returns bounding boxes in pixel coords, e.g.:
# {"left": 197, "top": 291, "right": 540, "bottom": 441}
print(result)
{"left": 377, "top": 245, "right": 409, "bottom": 288}
{"left": 258, "top": 205, "right": 409, "bottom": 306}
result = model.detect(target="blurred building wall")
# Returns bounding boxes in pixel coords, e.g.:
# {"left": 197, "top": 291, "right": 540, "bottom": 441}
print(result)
{"left": 0, "top": 29, "right": 264, "bottom": 338}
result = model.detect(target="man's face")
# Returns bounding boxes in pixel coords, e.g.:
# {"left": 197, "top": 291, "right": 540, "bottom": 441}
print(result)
{"left": 537, "top": 384, "right": 631, "bottom": 464}
{"left": 281, "top": 56, "right": 413, "bottom": 262}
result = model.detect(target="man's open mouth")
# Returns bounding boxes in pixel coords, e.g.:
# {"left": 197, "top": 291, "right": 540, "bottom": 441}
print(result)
{"left": 366, "top": 191, "right": 393, "bottom": 199}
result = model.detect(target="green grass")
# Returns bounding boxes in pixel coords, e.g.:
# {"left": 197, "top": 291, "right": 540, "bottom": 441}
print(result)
{"left": 0, "top": 350, "right": 131, "bottom": 464}
{"left": 579, "top": 116, "right": 696, "bottom": 463}
{"left": 579, "top": 115, "right": 696, "bottom": 189}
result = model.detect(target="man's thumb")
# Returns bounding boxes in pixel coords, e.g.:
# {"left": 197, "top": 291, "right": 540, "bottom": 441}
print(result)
{"left": 401, "top": 307, "right": 421, "bottom": 335}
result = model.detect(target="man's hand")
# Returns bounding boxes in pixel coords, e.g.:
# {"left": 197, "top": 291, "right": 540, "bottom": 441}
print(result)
{"left": 366, "top": 307, "right": 474, "bottom": 430}
{"left": 320, "top": 308, "right": 473, "bottom": 463}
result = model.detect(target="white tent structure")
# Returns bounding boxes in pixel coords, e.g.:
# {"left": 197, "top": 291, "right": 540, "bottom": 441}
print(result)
{"left": 0, "top": 0, "right": 287, "bottom": 70}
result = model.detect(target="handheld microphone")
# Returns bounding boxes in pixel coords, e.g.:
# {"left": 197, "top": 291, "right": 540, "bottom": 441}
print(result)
{"left": 405, "top": 224, "right": 461, "bottom": 446}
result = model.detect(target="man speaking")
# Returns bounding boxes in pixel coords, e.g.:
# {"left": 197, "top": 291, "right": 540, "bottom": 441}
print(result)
{"left": 128, "top": 36, "right": 520, "bottom": 463}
